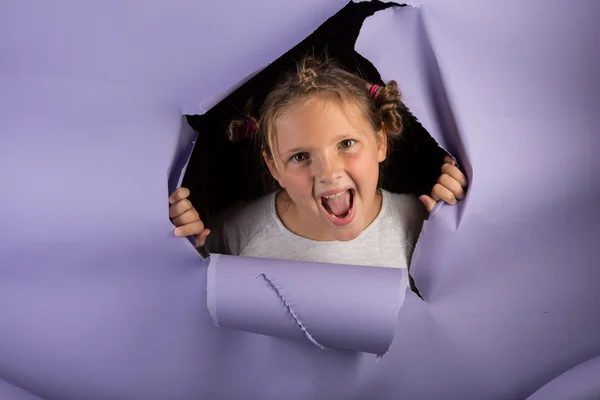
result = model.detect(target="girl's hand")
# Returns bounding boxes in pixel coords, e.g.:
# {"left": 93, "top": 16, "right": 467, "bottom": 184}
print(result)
{"left": 168, "top": 187, "right": 210, "bottom": 247}
{"left": 419, "top": 156, "right": 468, "bottom": 212}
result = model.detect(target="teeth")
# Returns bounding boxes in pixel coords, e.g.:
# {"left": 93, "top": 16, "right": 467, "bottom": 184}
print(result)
{"left": 323, "top": 190, "right": 348, "bottom": 199}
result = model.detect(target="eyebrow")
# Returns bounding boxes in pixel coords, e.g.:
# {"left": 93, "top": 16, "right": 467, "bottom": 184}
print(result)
{"left": 283, "top": 133, "right": 357, "bottom": 155}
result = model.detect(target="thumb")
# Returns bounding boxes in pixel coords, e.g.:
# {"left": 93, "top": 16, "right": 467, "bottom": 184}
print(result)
{"left": 194, "top": 229, "right": 211, "bottom": 248}
{"left": 419, "top": 195, "right": 437, "bottom": 213}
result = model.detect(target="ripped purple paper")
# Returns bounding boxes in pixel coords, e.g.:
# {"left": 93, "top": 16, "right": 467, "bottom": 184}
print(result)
{"left": 1, "top": 1, "right": 600, "bottom": 399}
{"left": 207, "top": 254, "right": 408, "bottom": 355}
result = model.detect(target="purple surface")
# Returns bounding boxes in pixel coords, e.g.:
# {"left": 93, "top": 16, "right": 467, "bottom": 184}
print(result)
{"left": 207, "top": 254, "right": 408, "bottom": 355}
{"left": 527, "top": 356, "right": 600, "bottom": 400}
{"left": 0, "top": 380, "right": 44, "bottom": 400}
{"left": 1, "top": 1, "right": 600, "bottom": 399}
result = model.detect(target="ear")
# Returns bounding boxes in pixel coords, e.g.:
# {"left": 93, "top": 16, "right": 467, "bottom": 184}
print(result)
{"left": 376, "top": 129, "right": 388, "bottom": 163}
{"left": 262, "top": 150, "right": 285, "bottom": 188}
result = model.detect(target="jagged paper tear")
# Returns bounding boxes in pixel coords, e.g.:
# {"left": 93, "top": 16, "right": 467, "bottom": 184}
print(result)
{"left": 206, "top": 254, "right": 408, "bottom": 355}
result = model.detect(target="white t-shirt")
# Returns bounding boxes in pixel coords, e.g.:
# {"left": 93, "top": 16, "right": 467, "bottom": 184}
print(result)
{"left": 206, "top": 189, "right": 427, "bottom": 270}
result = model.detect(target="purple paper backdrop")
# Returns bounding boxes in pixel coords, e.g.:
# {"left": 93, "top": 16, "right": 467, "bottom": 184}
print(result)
{"left": 1, "top": 0, "right": 599, "bottom": 399}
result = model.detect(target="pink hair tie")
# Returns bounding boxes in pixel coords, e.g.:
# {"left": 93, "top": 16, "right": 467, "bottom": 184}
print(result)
{"left": 369, "top": 84, "right": 382, "bottom": 100}
{"left": 244, "top": 117, "right": 257, "bottom": 138}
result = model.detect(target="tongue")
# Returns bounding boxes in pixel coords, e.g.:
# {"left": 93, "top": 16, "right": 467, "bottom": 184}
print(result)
{"left": 323, "top": 190, "right": 351, "bottom": 217}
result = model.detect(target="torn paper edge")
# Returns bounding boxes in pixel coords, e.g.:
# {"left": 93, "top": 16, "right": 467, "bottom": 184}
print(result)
{"left": 256, "top": 273, "right": 327, "bottom": 350}
{"left": 182, "top": 62, "right": 271, "bottom": 116}
{"left": 206, "top": 253, "right": 221, "bottom": 327}
{"left": 375, "top": 267, "right": 410, "bottom": 359}
{"left": 168, "top": 116, "right": 199, "bottom": 192}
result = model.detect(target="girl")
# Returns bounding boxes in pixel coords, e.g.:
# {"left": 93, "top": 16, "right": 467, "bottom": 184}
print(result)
{"left": 169, "top": 56, "right": 466, "bottom": 269}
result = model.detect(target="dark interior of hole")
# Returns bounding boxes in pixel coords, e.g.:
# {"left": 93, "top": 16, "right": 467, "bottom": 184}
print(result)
{"left": 183, "top": 0, "right": 448, "bottom": 227}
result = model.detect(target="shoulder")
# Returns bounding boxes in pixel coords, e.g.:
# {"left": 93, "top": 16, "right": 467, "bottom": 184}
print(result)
{"left": 206, "top": 192, "right": 278, "bottom": 255}
{"left": 383, "top": 190, "right": 426, "bottom": 217}
{"left": 380, "top": 190, "right": 428, "bottom": 246}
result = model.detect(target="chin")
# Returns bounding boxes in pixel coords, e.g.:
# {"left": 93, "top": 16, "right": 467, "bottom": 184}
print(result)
{"left": 330, "top": 226, "right": 362, "bottom": 242}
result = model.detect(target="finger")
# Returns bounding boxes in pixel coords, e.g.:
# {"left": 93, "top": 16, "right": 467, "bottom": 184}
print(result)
{"left": 419, "top": 195, "right": 438, "bottom": 213}
{"left": 168, "top": 187, "right": 191, "bottom": 204}
{"left": 194, "top": 229, "right": 211, "bottom": 247}
{"left": 441, "top": 163, "right": 468, "bottom": 187}
{"left": 431, "top": 182, "right": 459, "bottom": 205}
{"left": 437, "top": 173, "right": 465, "bottom": 200}
{"left": 174, "top": 219, "right": 206, "bottom": 238}
{"left": 444, "top": 155, "right": 457, "bottom": 166}
{"left": 172, "top": 208, "right": 201, "bottom": 230}
{"left": 169, "top": 198, "right": 194, "bottom": 219}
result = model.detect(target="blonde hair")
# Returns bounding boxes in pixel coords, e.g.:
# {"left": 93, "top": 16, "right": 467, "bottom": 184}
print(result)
{"left": 228, "top": 55, "right": 407, "bottom": 187}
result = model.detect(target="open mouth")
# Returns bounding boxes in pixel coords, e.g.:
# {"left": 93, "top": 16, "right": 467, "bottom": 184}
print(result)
{"left": 319, "top": 189, "right": 356, "bottom": 226}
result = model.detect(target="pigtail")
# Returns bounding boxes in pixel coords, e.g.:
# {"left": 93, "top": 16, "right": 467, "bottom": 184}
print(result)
{"left": 227, "top": 98, "right": 259, "bottom": 142}
{"left": 368, "top": 81, "right": 405, "bottom": 138}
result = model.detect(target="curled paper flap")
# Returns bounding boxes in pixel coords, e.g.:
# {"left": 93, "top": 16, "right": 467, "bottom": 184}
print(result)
{"left": 207, "top": 254, "right": 408, "bottom": 355}
{"left": 168, "top": 117, "right": 199, "bottom": 194}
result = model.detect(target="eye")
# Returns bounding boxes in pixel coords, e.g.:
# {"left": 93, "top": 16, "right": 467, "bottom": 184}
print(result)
{"left": 290, "top": 152, "right": 310, "bottom": 163}
{"left": 339, "top": 139, "right": 356, "bottom": 149}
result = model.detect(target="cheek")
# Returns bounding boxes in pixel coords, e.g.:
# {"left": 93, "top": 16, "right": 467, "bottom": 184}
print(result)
{"left": 280, "top": 168, "right": 313, "bottom": 194}
{"left": 345, "top": 150, "right": 380, "bottom": 179}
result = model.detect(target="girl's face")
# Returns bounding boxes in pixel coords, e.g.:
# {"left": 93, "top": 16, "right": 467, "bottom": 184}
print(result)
{"left": 265, "top": 95, "right": 387, "bottom": 241}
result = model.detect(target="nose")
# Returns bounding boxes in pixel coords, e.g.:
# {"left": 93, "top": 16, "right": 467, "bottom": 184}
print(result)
{"left": 314, "top": 154, "right": 342, "bottom": 185}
